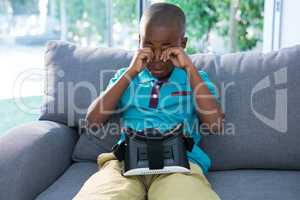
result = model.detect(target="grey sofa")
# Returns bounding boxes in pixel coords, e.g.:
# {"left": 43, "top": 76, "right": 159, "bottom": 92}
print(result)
{"left": 0, "top": 41, "right": 299, "bottom": 200}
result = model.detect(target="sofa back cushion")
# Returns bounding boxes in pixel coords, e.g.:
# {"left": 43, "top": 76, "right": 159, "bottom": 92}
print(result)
{"left": 40, "top": 41, "right": 133, "bottom": 127}
{"left": 202, "top": 45, "right": 300, "bottom": 170}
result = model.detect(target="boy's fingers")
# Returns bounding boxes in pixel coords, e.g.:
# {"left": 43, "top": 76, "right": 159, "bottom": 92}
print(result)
{"left": 166, "top": 49, "right": 171, "bottom": 61}
{"left": 167, "top": 48, "right": 174, "bottom": 61}
{"left": 142, "top": 48, "right": 153, "bottom": 55}
{"left": 140, "top": 53, "right": 148, "bottom": 62}
{"left": 168, "top": 48, "right": 175, "bottom": 56}
{"left": 147, "top": 54, "right": 152, "bottom": 63}
{"left": 141, "top": 47, "right": 150, "bottom": 52}
{"left": 160, "top": 50, "right": 165, "bottom": 61}
{"left": 162, "top": 50, "right": 166, "bottom": 61}
{"left": 161, "top": 50, "right": 166, "bottom": 62}
{"left": 163, "top": 50, "right": 169, "bottom": 62}
{"left": 163, "top": 49, "right": 170, "bottom": 62}
{"left": 141, "top": 52, "right": 153, "bottom": 63}
{"left": 138, "top": 48, "right": 153, "bottom": 60}
{"left": 147, "top": 52, "right": 154, "bottom": 62}
{"left": 142, "top": 48, "right": 154, "bottom": 61}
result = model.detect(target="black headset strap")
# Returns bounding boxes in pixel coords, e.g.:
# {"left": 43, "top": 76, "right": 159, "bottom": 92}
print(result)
{"left": 146, "top": 137, "right": 164, "bottom": 169}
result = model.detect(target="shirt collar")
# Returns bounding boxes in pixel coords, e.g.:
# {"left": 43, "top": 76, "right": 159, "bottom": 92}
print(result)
{"left": 137, "top": 66, "right": 187, "bottom": 84}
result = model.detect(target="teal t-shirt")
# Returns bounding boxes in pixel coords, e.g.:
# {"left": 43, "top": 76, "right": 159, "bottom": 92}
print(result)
{"left": 105, "top": 66, "right": 219, "bottom": 174}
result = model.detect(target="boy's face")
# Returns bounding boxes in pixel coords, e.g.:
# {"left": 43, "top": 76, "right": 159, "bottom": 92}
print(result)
{"left": 139, "top": 25, "right": 187, "bottom": 79}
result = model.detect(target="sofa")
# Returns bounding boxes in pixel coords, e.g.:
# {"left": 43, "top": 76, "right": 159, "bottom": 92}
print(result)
{"left": 0, "top": 40, "right": 299, "bottom": 200}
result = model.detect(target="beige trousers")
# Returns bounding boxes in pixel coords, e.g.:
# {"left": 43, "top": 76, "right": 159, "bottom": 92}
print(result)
{"left": 72, "top": 152, "right": 221, "bottom": 200}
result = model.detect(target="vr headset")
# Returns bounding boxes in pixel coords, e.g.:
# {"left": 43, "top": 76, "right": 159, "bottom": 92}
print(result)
{"left": 112, "top": 123, "right": 194, "bottom": 176}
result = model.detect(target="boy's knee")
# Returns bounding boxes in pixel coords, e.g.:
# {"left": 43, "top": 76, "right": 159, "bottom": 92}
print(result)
{"left": 148, "top": 172, "right": 220, "bottom": 200}
{"left": 73, "top": 162, "right": 146, "bottom": 200}
{"left": 97, "top": 152, "right": 117, "bottom": 167}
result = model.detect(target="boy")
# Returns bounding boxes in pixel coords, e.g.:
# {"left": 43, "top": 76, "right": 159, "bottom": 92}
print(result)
{"left": 73, "top": 3, "right": 224, "bottom": 200}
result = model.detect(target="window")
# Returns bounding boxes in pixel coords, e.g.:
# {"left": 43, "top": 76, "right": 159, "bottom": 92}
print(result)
{"left": 150, "top": 0, "right": 264, "bottom": 54}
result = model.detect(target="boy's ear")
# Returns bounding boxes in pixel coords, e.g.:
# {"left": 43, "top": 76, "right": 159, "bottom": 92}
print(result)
{"left": 181, "top": 37, "right": 188, "bottom": 48}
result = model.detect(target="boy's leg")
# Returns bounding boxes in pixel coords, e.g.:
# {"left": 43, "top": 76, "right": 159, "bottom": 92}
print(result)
{"left": 72, "top": 152, "right": 146, "bottom": 200}
{"left": 147, "top": 162, "right": 221, "bottom": 200}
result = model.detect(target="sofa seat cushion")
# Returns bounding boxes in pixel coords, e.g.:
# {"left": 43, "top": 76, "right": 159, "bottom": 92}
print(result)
{"left": 35, "top": 161, "right": 300, "bottom": 200}
{"left": 207, "top": 170, "right": 300, "bottom": 200}
{"left": 35, "top": 162, "right": 98, "bottom": 200}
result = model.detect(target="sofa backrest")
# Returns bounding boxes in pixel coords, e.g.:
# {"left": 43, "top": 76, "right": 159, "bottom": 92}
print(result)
{"left": 40, "top": 41, "right": 133, "bottom": 126}
{"left": 202, "top": 46, "right": 300, "bottom": 170}
{"left": 40, "top": 40, "right": 300, "bottom": 170}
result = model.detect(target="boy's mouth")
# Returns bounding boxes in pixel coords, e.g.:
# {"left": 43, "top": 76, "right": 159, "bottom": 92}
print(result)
{"left": 149, "top": 67, "right": 165, "bottom": 77}
{"left": 152, "top": 69, "right": 164, "bottom": 74}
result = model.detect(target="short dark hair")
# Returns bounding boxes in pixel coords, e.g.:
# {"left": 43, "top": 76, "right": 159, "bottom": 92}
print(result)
{"left": 140, "top": 3, "right": 186, "bottom": 36}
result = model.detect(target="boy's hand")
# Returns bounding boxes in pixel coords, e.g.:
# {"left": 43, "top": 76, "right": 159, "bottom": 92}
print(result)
{"left": 128, "top": 47, "right": 154, "bottom": 76}
{"left": 160, "top": 47, "right": 194, "bottom": 70}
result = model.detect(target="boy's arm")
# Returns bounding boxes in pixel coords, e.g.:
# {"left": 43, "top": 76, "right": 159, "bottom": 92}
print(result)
{"left": 85, "top": 67, "right": 136, "bottom": 127}
{"left": 161, "top": 47, "right": 225, "bottom": 133}
{"left": 186, "top": 65, "right": 225, "bottom": 133}
{"left": 86, "top": 47, "right": 153, "bottom": 127}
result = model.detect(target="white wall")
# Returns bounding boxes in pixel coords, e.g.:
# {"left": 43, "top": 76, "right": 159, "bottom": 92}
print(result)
{"left": 280, "top": 0, "right": 300, "bottom": 48}
{"left": 263, "top": 0, "right": 300, "bottom": 52}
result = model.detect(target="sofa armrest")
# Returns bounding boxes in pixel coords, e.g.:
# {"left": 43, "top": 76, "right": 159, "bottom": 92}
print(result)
{"left": 0, "top": 120, "right": 79, "bottom": 200}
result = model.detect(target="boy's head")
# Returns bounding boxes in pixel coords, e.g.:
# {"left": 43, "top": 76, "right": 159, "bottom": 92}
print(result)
{"left": 139, "top": 3, "right": 187, "bottom": 79}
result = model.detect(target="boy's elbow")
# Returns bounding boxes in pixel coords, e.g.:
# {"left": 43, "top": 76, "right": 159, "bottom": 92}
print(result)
{"left": 85, "top": 114, "right": 98, "bottom": 128}
{"left": 208, "top": 112, "right": 225, "bottom": 134}
{"left": 85, "top": 107, "right": 102, "bottom": 128}
{"left": 85, "top": 110, "right": 111, "bottom": 128}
